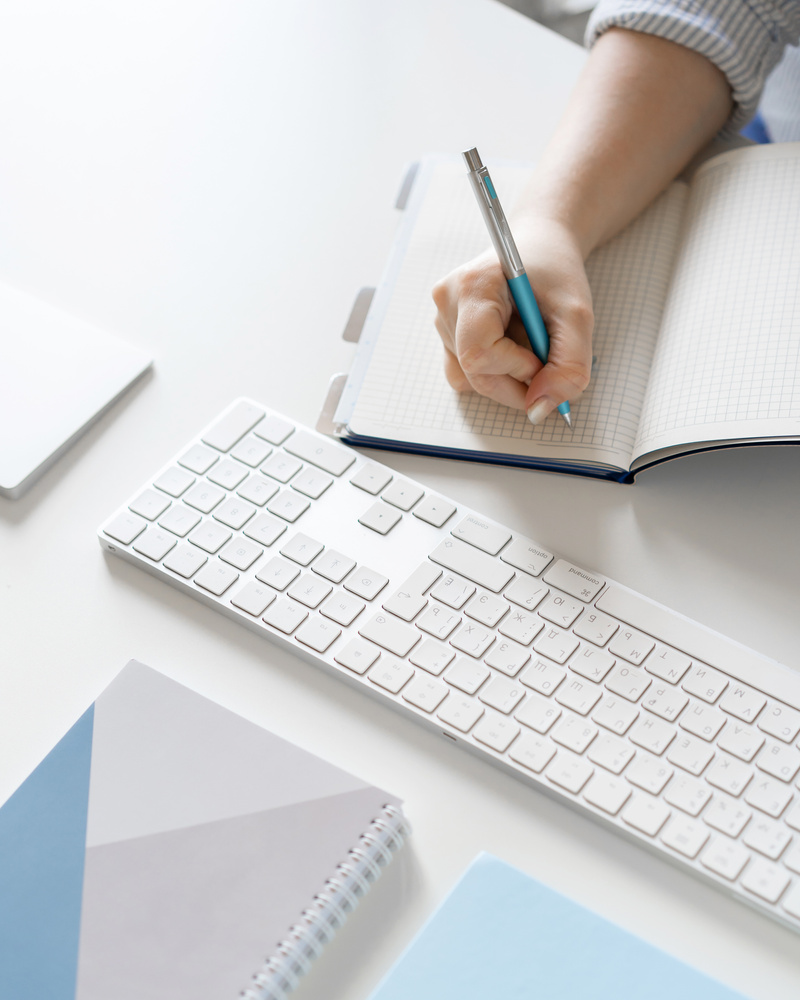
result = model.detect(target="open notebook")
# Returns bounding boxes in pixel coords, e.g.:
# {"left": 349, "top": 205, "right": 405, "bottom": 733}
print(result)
{"left": 328, "top": 144, "right": 800, "bottom": 482}
{"left": 0, "top": 661, "right": 407, "bottom": 1000}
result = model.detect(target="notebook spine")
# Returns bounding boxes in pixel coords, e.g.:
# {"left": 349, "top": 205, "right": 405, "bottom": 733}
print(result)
{"left": 240, "top": 803, "right": 409, "bottom": 1000}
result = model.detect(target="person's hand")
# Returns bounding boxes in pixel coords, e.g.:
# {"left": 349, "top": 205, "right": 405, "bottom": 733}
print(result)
{"left": 432, "top": 216, "right": 594, "bottom": 424}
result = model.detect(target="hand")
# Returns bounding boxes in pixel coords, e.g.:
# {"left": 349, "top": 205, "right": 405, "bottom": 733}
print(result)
{"left": 432, "top": 217, "right": 594, "bottom": 423}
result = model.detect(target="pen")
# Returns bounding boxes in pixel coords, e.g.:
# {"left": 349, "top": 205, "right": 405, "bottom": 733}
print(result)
{"left": 462, "top": 146, "right": 572, "bottom": 428}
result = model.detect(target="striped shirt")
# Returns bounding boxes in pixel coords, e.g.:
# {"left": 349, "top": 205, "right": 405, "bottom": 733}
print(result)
{"left": 586, "top": 0, "right": 800, "bottom": 136}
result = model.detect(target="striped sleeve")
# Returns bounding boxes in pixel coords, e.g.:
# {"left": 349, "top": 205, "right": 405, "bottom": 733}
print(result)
{"left": 586, "top": 0, "right": 800, "bottom": 132}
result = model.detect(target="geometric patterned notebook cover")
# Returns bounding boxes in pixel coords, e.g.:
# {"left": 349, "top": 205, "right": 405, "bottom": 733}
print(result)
{"left": 0, "top": 661, "right": 401, "bottom": 999}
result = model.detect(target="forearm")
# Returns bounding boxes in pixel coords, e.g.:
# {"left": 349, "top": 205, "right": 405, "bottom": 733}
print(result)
{"left": 516, "top": 28, "right": 733, "bottom": 257}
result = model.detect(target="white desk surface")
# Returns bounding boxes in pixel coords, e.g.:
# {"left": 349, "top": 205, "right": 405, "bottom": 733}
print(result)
{"left": 1, "top": 1, "right": 799, "bottom": 996}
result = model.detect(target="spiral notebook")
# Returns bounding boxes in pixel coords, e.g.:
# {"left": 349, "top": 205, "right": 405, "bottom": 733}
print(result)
{"left": 0, "top": 660, "right": 407, "bottom": 1000}
{"left": 368, "top": 853, "right": 750, "bottom": 1000}
{"left": 327, "top": 143, "right": 800, "bottom": 482}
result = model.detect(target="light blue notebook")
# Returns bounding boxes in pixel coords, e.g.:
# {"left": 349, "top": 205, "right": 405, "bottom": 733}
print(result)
{"left": 368, "top": 853, "right": 750, "bottom": 1000}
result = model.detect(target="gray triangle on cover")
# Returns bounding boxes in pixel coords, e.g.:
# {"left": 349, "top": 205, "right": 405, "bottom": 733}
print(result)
{"left": 86, "top": 661, "right": 383, "bottom": 846}
{"left": 76, "top": 786, "right": 391, "bottom": 1000}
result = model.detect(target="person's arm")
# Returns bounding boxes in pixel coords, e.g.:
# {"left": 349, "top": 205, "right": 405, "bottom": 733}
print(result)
{"left": 432, "top": 27, "right": 732, "bottom": 423}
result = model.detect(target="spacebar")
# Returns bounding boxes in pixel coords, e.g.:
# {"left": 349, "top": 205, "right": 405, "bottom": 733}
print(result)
{"left": 596, "top": 585, "right": 800, "bottom": 710}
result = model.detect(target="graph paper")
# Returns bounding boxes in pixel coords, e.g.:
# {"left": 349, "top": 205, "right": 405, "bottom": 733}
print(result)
{"left": 634, "top": 144, "right": 800, "bottom": 464}
{"left": 345, "top": 158, "right": 687, "bottom": 473}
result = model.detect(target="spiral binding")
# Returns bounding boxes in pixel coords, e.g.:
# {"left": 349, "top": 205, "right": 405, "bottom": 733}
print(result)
{"left": 240, "top": 803, "right": 409, "bottom": 1000}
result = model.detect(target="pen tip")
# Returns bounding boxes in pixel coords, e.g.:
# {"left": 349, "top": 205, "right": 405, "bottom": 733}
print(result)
{"left": 562, "top": 412, "right": 573, "bottom": 429}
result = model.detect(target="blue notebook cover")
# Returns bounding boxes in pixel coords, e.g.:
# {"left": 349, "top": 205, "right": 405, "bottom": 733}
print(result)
{"left": 368, "top": 853, "right": 750, "bottom": 1000}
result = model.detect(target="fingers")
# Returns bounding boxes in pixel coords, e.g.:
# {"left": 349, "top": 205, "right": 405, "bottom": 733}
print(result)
{"left": 433, "top": 256, "right": 541, "bottom": 411}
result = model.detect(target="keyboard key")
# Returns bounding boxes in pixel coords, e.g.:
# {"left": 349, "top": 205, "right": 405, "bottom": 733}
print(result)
{"left": 645, "top": 646, "right": 692, "bottom": 684}
{"left": 255, "top": 556, "right": 300, "bottom": 591}
{"left": 479, "top": 676, "right": 526, "bottom": 715}
{"left": 202, "top": 401, "right": 264, "bottom": 451}
{"left": 583, "top": 772, "right": 631, "bottom": 816}
{"left": 262, "top": 452, "right": 303, "bottom": 483}
{"left": 756, "top": 742, "right": 800, "bottom": 783}
{"left": 716, "top": 722, "right": 764, "bottom": 762}
{"left": 409, "top": 639, "right": 454, "bottom": 676}
{"left": 213, "top": 497, "right": 256, "bottom": 530}
{"left": 667, "top": 734, "right": 715, "bottom": 776}
{"left": 555, "top": 678, "right": 602, "bottom": 716}
{"left": 417, "top": 604, "right": 461, "bottom": 640}
{"left": 498, "top": 607, "right": 544, "bottom": 646}
{"left": 682, "top": 664, "right": 728, "bottom": 704}
{"left": 533, "top": 626, "right": 579, "bottom": 665}
{"left": 605, "top": 664, "right": 651, "bottom": 702}
{"left": 700, "top": 837, "right": 749, "bottom": 880}
{"left": 163, "top": 544, "right": 207, "bottom": 579}
{"left": 153, "top": 466, "right": 195, "bottom": 497}
{"left": 500, "top": 537, "right": 553, "bottom": 577}
{"left": 288, "top": 574, "right": 333, "bottom": 609}
{"left": 437, "top": 694, "right": 484, "bottom": 732}
{"left": 629, "top": 715, "right": 675, "bottom": 755}
{"left": 236, "top": 475, "right": 279, "bottom": 506}
{"left": 543, "top": 559, "right": 604, "bottom": 602}
{"left": 243, "top": 513, "right": 286, "bottom": 547}
{"left": 263, "top": 597, "right": 307, "bottom": 634}
{"left": 586, "top": 733, "right": 635, "bottom": 774}
{"left": 546, "top": 751, "right": 594, "bottom": 794}
{"left": 382, "top": 479, "right": 423, "bottom": 511}
{"left": 158, "top": 504, "right": 202, "bottom": 538}
{"left": 179, "top": 443, "right": 218, "bottom": 475}
{"left": 295, "top": 617, "right": 341, "bottom": 653}
{"left": 450, "top": 621, "right": 494, "bottom": 658}
{"left": 573, "top": 610, "right": 618, "bottom": 647}
{"left": 280, "top": 533, "right": 324, "bottom": 566}
{"left": 745, "top": 776, "right": 794, "bottom": 818}
{"left": 207, "top": 460, "right": 248, "bottom": 491}
{"left": 402, "top": 676, "right": 448, "bottom": 713}
{"left": 129, "top": 489, "right": 171, "bottom": 521}
{"left": 334, "top": 638, "right": 379, "bottom": 675}
{"left": 473, "top": 714, "right": 519, "bottom": 753}
{"left": 640, "top": 682, "right": 688, "bottom": 723}
{"left": 625, "top": 754, "right": 672, "bottom": 795}
{"left": 133, "top": 528, "right": 176, "bottom": 562}
{"left": 194, "top": 562, "right": 239, "bottom": 596}
{"left": 358, "top": 501, "right": 402, "bottom": 535}
{"left": 539, "top": 593, "right": 584, "bottom": 629}
{"left": 313, "top": 549, "right": 356, "bottom": 584}
{"left": 703, "top": 795, "right": 751, "bottom": 837}
{"left": 660, "top": 815, "right": 709, "bottom": 858}
{"left": 465, "top": 591, "right": 508, "bottom": 628}
{"left": 705, "top": 754, "right": 753, "bottom": 796}
{"left": 484, "top": 639, "right": 530, "bottom": 678}
{"left": 231, "top": 435, "right": 272, "bottom": 467}
{"left": 220, "top": 538, "right": 263, "bottom": 571}
{"left": 740, "top": 859, "right": 791, "bottom": 904}
{"left": 359, "top": 612, "right": 419, "bottom": 657}
{"left": 344, "top": 568, "right": 388, "bottom": 601}
{"left": 663, "top": 774, "right": 712, "bottom": 816}
{"left": 551, "top": 715, "right": 597, "bottom": 754}
{"left": 429, "top": 538, "right": 514, "bottom": 593}
{"left": 679, "top": 703, "right": 726, "bottom": 742}
{"left": 520, "top": 658, "right": 566, "bottom": 696}
{"left": 284, "top": 430, "right": 356, "bottom": 476}
{"left": 184, "top": 482, "right": 225, "bottom": 513}
{"left": 412, "top": 495, "right": 456, "bottom": 527}
{"left": 369, "top": 657, "right": 414, "bottom": 694}
{"left": 591, "top": 695, "right": 639, "bottom": 736}
{"left": 569, "top": 646, "right": 613, "bottom": 683}
{"left": 430, "top": 574, "right": 475, "bottom": 610}
{"left": 451, "top": 515, "right": 510, "bottom": 555}
{"left": 291, "top": 467, "right": 333, "bottom": 499}
{"left": 252, "top": 412, "right": 294, "bottom": 445}
{"left": 515, "top": 693, "right": 562, "bottom": 734}
{"left": 758, "top": 702, "right": 800, "bottom": 743}
{"left": 444, "top": 657, "right": 490, "bottom": 696}
{"left": 622, "top": 795, "right": 670, "bottom": 837}
{"left": 350, "top": 463, "right": 393, "bottom": 494}
{"left": 743, "top": 817, "right": 793, "bottom": 860}
{"left": 267, "top": 490, "right": 310, "bottom": 523}
{"left": 504, "top": 575, "right": 548, "bottom": 612}
{"left": 608, "top": 627, "right": 655, "bottom": 666}
{"left": 719, "top": 684, "right": 767, "bottom": 724}
{"left": 188, "top": 521, "right": 231, "bottom": 554}
{"left": 320, "top": 591, "right": 365, "bottom": 627}
{"left": 230, "top": 581, "right": 275, "bottom": 616}
{"left": 508, "top": 732, "right": 556, "bottom": 773}
{"left": 103, "top": 511, "right": 147, "bottom": 545}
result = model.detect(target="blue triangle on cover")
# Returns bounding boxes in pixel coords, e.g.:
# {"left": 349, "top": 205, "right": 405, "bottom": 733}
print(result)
{"left": 0, "top": 705, "right": 94, "bottom": 1000}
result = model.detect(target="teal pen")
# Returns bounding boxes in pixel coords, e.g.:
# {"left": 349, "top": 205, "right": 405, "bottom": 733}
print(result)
{"left": 463, "top": 147, "right": 572, "bottom": 428}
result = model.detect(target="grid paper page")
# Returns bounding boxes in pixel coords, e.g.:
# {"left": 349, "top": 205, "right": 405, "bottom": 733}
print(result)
{"left": 634, "top": 144, "right": 800, "bottom": 463}
{"left": 347, "top": 159, "right": 687, "bottom": 473}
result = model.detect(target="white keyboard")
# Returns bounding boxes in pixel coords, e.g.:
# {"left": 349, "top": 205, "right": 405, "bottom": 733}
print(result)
{"left": 99, "top": 398, "right": 800, "bottom": 932}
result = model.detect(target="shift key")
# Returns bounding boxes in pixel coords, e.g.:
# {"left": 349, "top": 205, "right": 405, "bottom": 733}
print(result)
{"left": 429, "top": 538, "right": 514, "bottom": 593}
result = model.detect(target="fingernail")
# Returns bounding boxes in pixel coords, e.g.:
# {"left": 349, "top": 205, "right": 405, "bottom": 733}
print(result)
{"left": 527, "top": 398, "right": 555, "bottom": 426}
